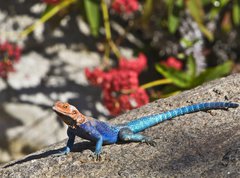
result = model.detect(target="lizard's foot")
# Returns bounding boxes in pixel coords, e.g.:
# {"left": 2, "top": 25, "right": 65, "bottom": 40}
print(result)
{"left": 95, "top": 153, "right": 102, "bottom": 161}
{"left": 53, "top": 147, "right": 70, "bottom": 157}
{"left": 119, "top": 128, "right": 157, "bottom": 146}
{"left": 89, "top": 152, "right": 102, "bottom": 161}
{"left": 144, "top": 139, "right": 157, "bottom": 147}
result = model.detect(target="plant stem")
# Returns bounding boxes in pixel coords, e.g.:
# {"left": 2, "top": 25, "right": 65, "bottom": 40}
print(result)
{"left": 140, "top": 78, "right": 172, "bottom": 89}
{"left": 142, "top": 0, "right": 153, "bottom": 26}
{"left": 20, "top": 0, "right": 77, "bottom": 38}
{"left": 101, "top": 0, "right": 111, "bottom": 41}
{"left": 160, "top": 90, "right": 181, "bottom": 98}
{"left": 101, "top": 0, "right": 121, "bottom": 59}
{"left": 109, "top": 40, "right": 120, "bottom": 58}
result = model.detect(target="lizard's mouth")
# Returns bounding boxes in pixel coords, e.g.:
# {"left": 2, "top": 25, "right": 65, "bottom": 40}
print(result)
{"left": 52, "top": 106, "right": 70, "bottom": 116}
{"left": 52, "top": 107, "right": 77, "bottom": 128}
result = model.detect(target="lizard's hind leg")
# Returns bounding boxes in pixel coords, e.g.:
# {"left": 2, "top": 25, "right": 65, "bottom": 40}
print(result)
{"left": 119, "top": 128, "right": 156, "bottom": 146}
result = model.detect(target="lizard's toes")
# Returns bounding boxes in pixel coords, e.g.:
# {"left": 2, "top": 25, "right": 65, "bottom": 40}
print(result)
{"left": 146, "top": 140, "right": 157, "bottom": 147}
{"left": 96, "top": 154, "right": 102, "bottom": 161}
{"left": 89, "top": 153, "right": 102, "bottom": 161}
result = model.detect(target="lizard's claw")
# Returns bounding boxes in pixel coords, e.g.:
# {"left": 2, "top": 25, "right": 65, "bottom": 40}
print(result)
{"left": 95, "top": 153, "right": 102, "bottom": 161}
{"left": 146, "top": 140, "right": 157, "bottom": 147}
{"left": 89, "top": 153, "right": 102, "bottom": 161}
{"left": 144, "top": 138, "right": 157, "bottom": 147}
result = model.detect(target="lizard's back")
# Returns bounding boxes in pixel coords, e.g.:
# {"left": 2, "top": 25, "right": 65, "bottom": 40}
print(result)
{"left": 93, "top": 120, "right": 121, "bottom": 144}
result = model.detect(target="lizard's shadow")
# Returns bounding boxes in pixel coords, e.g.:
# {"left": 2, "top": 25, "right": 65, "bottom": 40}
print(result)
{"left": 3, "top": 141, "right": 94, "bottom": 168}
{"left": 3, "top": 140, "right": 133, "bottom": 168}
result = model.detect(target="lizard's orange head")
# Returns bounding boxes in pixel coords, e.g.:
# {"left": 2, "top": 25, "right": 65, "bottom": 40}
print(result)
{"left": 52, "top": 101, "right": 86, "bottom": 128}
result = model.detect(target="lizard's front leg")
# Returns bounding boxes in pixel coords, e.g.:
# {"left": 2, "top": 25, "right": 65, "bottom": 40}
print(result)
{"left": 119, "top": 128, "right": 156, "bottom": 146}
{"left": 80, "top": 123, "right": 104, "bottom": 160}
{"left": 94, "top": 136, "right": 103, "bottom": 160}
{"left": 55, "top": 127, "right": 75, "bottom": 156}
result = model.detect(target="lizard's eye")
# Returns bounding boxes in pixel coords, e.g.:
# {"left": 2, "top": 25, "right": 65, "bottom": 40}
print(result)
{"left": 63, "top": 104, "right": 68, "bottom": 108}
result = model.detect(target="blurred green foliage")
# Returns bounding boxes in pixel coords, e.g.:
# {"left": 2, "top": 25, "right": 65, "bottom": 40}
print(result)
{"left": 155, "top": 56, "right": 232, "bottom": 91}
{"left": 22, "top": 0, "right": 240, "bottom": 99}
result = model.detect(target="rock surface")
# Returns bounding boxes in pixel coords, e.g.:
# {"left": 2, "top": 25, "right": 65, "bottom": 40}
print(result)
{"left": 0, "top": 0, "right": 137, "bottom": 163}
{"left": 0, "top": 0, "right": 106, "bottom": 162}
{"left": 0, "top": 74, "right": 240, "bottom": 177}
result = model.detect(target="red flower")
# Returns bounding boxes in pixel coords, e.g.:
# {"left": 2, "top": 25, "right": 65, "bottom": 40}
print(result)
{"left": 85, "top": 68, "right": 139, "bottom": 92}
{"left": 85, "top": 52, "right": 149, "bottom": 115}
{"left": 102, "top": 69, "right": 139, "bottom": 91}
{"left": 103, "top": 91, "right": 121, "bottom": 116}
{"left": 0, "top": 41, "right": 21, "bottom": 62}
{"left": 100, "top": 69, "right": 148, "bottom": 115}
{"left": 0, "top": 41, "right": 21, "bottom": 78}
{"left": 85, "top": 68, "right": 105, "bottom": 86}
{"left": 119, "top": 94, "right": 132, "bottom": 111}
{"left": 112, "top": 0, "right": 139, "bottom": 14}
{"left": 43, "top": 0, "right": 61, "bottom": 5}
{"left": 0, "top": 60, "right": 14, "bottom": 78}
{"left": 119, "top": 53, "right": 147, "bottom": 74}
{"left": 119, "top": 88, "right": 149, "bottom": 111}
{"left": 161, "top": 57, "right": 183, "bottom": 70}
{"left": 129, "top": 88, "right": 149, "bottom": 108}
{"left": 103, "top": 88, "right": 149, "bottom": 116}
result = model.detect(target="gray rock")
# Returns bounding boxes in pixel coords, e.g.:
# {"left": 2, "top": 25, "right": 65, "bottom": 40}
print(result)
{"left": 8, "top": 52, "right": 50, "bottom": 89}
{"left": 0, "top": 47, "right": 105, "bottom": 163}
{"left": 1, "top": 73, "right": 240, "bottom": 177}
{"left": 0, "top": 78, "right": 7, "bottom": 91}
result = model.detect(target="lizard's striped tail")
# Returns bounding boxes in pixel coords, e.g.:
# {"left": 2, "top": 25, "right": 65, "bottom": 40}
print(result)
{"left": 127, "top": 102, "right": 238, "bottom": 133}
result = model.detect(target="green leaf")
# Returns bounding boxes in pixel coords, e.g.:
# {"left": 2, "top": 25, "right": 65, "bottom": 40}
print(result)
{"left": 233, "top": 0, "right": 240, "bottom": 25}
{"left": 155, "top": 64, "right": 191, "bottom": 88}
{"left": 186, "top": 55, "right": 196, "bottom": 78}
{"left": 176, "top": 0, "right": 184, "bottom": 7}
{"left": 84, "top": 0, "right": 100, "bottom": 37}
{"left": 198, "top": 24, "right": 214, "bottom": 41}
{"left": 156, "top": 58, "right": 232, "bottom": 90}
{"left": 168, "top": 14, "right": 180, "bottom": 33}
{"left": 142, "top": 0, "right": 153, "bottom": 25}
{"left": 167, "top": 0, "right": 180, "bottom": 33}
{"left": 220, "top": 0, "right": 230, "bottom": 6}
{"left": 186, "top": 0, "right": 204, "bottom": 24}
{"left": 165, "top": 0, "right": 174, "bottom": 6}
{"left": 201, "top": 0, "right": 212, "bottom": 5}
{"left": 191, "top": 60, "right": 233, "bottom": 87}
{"left": 180, "top": 38, "right": 194, "bottom": 48}
{"left": 186, "top": 0, "right": 214, "bottom": 41}
{"left": 209, "top": 0, "right": 229, "bottom": 19}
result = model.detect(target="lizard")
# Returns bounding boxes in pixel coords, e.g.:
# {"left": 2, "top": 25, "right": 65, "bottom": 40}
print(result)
{"left": 52, "top": 101, "right": 238, "bottom": 160}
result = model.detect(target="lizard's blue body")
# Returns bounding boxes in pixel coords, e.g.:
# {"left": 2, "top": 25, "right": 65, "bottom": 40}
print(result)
{"left": 53, "top": 101, "right": 238, "bottom": 158}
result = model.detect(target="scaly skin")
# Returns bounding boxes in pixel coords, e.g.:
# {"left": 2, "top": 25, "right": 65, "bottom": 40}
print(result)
{"left": 52, "top": 101, "right": 238, "bottom": 159}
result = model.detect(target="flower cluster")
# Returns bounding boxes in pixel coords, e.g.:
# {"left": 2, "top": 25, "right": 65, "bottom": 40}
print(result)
{"left": 0, "top": 41, "right": 21, "bottom": 78}
{"left": 111, "top": 0, "right": 139, "bottom": 14}
{"left": 85, "top": 53, "right": 149, "bottom": 115}
{"left": 43, "top": 0, "right": 61, "bottom": 5}
{"left": 161, "top": 57, "right": 183, "bottom": 70}
{"left": 119, "top": 53, "right": 147, "bottom": 74}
